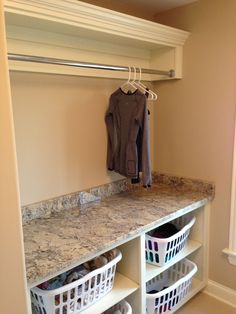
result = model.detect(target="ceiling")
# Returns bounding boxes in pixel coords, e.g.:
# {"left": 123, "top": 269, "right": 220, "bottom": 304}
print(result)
{"left": 125, "top": 0, "right": 198, "bottom": 13}
{"left": 80, "top": 0, "right": 198, "bottom": 20}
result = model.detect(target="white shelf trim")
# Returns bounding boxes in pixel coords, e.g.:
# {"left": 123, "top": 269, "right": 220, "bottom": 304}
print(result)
{"left": 223, "top": 118, "right": 236, "bottom": 266}
{"left": 222, "top": 248, "right": 236, "bottom": 265}
{"left": 145, "top": 240, "right": 202, "bottom": 282}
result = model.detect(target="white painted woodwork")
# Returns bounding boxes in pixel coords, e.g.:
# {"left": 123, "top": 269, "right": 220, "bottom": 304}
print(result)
{"left": 204, "top": 280, "right": 236, "bottom": 308}
{"left": 4, "top": 0, "right": 189, "bottom": 81}
{"left": 0, "top": 3, "right": 29, "bottom": 313}
{"left": 117, "top": 235, "right": 146, "bottom": 314}
{"left": 28, "top": 204, "right": 209, "bottom": 313}
{"left": 145, "top": 240, "right": 202, "bottom": 282}
{"left": 223, "top": 117, "right": 236, "bottom": 265}
{"left": 97, "top": 205, "right": 209, "bottom": 313}
{"left": 188, "top": 205, "right": 210, "bottom": 286}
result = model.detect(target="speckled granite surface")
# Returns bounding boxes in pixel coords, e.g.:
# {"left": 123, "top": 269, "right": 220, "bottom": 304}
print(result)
{"left": 23, "top": 174, "right": 214, "bottom": 287}
{"left": 22, "top": 173, "right": 213, "bottom": 224}
{"left": 22, "top": 179, "right": 129, "bottom": 224}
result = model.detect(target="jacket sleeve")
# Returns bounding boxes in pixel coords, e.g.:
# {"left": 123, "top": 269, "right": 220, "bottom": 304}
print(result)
{"left": 141, "top": 100, "right": 152, "bottom": 186}
{"left": 105, "top": 96, "right": 115, "bottom": 171}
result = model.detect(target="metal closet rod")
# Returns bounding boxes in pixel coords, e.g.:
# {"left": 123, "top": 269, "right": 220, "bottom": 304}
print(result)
{"left": 8, "top": 53, "right": 175, "bottom": 78}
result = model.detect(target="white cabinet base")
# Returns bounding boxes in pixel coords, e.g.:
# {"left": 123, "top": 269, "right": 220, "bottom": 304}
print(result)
{"left": 30, "top": 205, "right": 209, "bottom": 314}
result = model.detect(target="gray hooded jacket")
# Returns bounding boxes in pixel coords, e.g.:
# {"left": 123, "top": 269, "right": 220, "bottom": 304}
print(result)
{"left": 105, "top": 88, "right": 152, "bottom": 186}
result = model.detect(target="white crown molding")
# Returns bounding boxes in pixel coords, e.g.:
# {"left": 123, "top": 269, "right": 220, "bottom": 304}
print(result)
{"left": 204, "top": 280, "right": 236, "bottom": 308}
{"left": 4, "top": 0, "right": 189, "bottom": 47}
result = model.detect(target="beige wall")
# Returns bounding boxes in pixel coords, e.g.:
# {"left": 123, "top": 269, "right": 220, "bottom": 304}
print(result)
{"left": 11, "top": 73, "right": 154, "bottom": 205}
{"left": 0, "top": 3, "right": 29, "bottom": 314}
{"left": 154, "top": 0, "right": 236, "bottom": 289}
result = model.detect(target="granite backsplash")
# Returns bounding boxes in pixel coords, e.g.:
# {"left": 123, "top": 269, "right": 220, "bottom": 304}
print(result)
{"left": 22, "top": 172, "right": 215, "bottom": 224}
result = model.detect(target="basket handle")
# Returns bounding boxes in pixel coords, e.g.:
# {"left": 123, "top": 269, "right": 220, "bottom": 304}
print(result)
{"left": 146, "top": 216, "right": 196, "bottom": 243}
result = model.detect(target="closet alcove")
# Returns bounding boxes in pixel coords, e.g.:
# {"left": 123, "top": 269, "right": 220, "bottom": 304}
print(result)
{"left": 3, "top": 2, "right": 206, "bottom": 314}
{"left": 5, "top": 0, "right": 189, "bottom": 205}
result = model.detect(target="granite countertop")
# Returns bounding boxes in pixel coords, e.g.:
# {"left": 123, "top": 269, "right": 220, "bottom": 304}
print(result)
{"left": 23, "top": 174, "right": 214, "bottom": 288}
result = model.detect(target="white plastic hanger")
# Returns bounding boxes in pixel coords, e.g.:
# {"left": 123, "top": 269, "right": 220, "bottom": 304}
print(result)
{"left": 121, "top": 66, "right": 157, "bottom": 100}
{"left": 120, "top": 66, "right": 137, "bottom": 94}
{"left": 135, "top": 67, "right": 158, "bottom": 100}
{"left": 131, "top": 67, "right": 152, "bottom": 99}
{"left": 129, "top": 66, "right": 146, "bottom": 93}
{"left": 129, "top": 66, "right": 157, "bottom": 100}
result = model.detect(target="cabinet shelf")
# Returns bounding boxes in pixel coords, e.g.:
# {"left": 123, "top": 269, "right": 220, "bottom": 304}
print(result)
{"left": 145, "top": 240, "right": 202, "bottom": 282}
{"left": 4, "top": 0, "right": 189, "bottom": 80}
{"left": 81, "top": 272, "right": 139, "bottom": 314}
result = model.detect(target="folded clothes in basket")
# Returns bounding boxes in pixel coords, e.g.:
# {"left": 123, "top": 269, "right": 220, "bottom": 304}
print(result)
{"left": 37, "top": 248, "right": 120, "bottom": 290}
{"left": 147, "top": 286, "right": 169, "bottom": 294}
{"left": 151, "top": 223, "right": 179, "bottom": 238}
{"left": 37, "top": 265, "right": 90, "bottom": 290}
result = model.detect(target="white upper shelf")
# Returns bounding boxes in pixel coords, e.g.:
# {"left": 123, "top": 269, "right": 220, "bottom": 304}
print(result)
{"left": 4, "top": 0, "right": 190, "bottom": 81}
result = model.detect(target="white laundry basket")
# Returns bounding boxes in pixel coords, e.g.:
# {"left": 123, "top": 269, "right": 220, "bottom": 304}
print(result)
{"left": 145, "top": 215, "right": 196, "bottom": 266}
{"left": 103, "top": 300, "right": 132, "bottom": 314}
{"left": 31, "top": 250, "right": 122, "bottom": 314}
{"left": 146, "top": 258, "right": 197, "bottom": 314}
